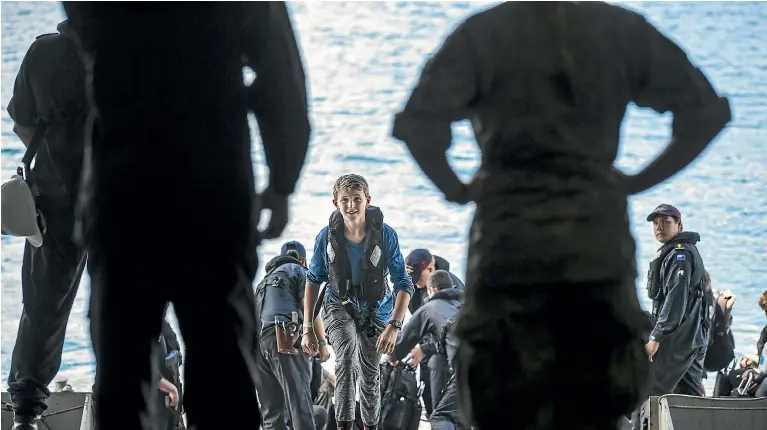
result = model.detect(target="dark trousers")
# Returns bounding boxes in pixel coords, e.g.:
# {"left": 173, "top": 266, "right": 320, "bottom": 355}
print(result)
{"left": 430, "top": 375, "right": 471, "bottom": 430}
{"left": 427, "top": 354, "right": 451, "bottom": 415}
{"left": 420, "top": 360, "right": 434, "bottom": 416}
{"left": 648, "top": 345, "right": 707, "bottom": 396}
{"left": 7, "top": 196, "right": 87, "bottom": 416}
{"left": 255, "top": 329, "right": 315, "bottom": 430}
{"left": 456, "top": 279, "right": 649, "bottom": 430}
{"left": 63, "top": 4, "right": 265, "bottom": 428}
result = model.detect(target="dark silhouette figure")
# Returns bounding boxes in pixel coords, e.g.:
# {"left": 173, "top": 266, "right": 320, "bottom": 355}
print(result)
{"left": 391, "top": 2, "right": 730, "bottom": 429}
{"left": 62, "top": 2, "right": 311, "bottom": 429}
{"left": 4, "top": 20, "right": 88, "bottom": 430}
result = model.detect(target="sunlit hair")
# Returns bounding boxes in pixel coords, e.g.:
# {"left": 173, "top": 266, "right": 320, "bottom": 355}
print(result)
{"left": 333, "top": 174, "right": 370, "bottom": 200}
{"left": 758, "top": 290, "right": 767, "bottom": 311}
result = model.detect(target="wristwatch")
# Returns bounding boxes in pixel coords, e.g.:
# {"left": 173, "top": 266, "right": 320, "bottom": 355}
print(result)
{"left": 318, "top": 339, "right": 328, "bottom": 347}
{"left": 388, "top": 319, "right": 403, "bottom": 330}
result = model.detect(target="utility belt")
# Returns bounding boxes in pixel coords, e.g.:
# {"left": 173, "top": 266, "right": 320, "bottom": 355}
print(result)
{"left": 339, "top": 286, "right": 383, "bottom": 338}
{"left": 272, "top": 312, "right": 302, "bottom": 356}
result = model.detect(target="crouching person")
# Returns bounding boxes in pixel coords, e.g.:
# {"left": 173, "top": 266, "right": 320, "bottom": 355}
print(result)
{"left": 302, "top": 174, "right": 414, "bottom": 430}
{"left": 254, "top": 243, "right": 328, "bottom": 430}
{"left": 390, "top": 270, "right": 469, "bottom": 430}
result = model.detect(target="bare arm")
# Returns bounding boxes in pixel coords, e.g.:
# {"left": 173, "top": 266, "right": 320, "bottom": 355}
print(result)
{"left": 391, "top": 290, "right": 411, "bottom": 324}
{"left": 157, "top": 377, "right": 177, "bottom": 394}
{"left": 313, "top": 313, "right": 326, "bottom": 341}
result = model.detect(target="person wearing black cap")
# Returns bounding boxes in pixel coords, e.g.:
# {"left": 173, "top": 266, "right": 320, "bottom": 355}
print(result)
{"left": 390, "top": 270, "right": 468, "bottom": 430}
{"left": 253, "top": 241, "right": 328, "bottom": 430}
{"left": 2, "top": 20, "right": 89, "bottom": 430}
{"left": 644, "top": 204, "right": 710, "bottom": 397}
{"left": 405, "top": 249, "right": 437, "bottom": 315}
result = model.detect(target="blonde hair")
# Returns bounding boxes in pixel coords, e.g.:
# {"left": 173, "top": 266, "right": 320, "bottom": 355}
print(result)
{"left": 332, "top": 174, "right": 370, "bottom": 199}
{"left": 759, "top": 290, "right": 767, "bottom": 311}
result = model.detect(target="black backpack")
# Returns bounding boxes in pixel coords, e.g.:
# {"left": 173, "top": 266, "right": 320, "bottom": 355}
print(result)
{"left": 437, "top": 316, "right": 458, "bottom": 361}
{"left": 704, "top": 295, "right": 735, "bottom": 372}
{"left": 379, "top": 362, "right": 422, "bottom": 430}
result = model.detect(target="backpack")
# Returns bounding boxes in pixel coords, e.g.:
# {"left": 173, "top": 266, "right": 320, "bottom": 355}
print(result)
{"left": 704, "top": 293, "right": 735, "bottom": 371}
{"left": 437, "top": 316, "right": 458, "bottom": 362}
{"left": 378, "top": 362, "right": 422, "bottom": 430}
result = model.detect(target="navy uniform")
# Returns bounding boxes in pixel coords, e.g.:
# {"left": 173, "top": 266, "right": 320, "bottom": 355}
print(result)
{"left": 253, "top": 246, "right": 316, "bottom": 430}
{"left": 645, "top": 206, "right": 710, "bottom": 396}
{"left": 5, "top": 21, "right": 88, "bottom": 430}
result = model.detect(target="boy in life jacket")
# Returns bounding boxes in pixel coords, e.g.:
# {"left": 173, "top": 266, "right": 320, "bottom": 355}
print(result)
{"left": 301, "top": 174, "right": 414, "bottom": 430}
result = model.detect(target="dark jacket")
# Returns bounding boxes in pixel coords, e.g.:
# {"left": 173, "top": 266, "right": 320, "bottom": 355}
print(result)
{"left": 758, "top": 324, "right": 767, "bottom": 356}
{"left": 649, "top": 231, "right": 708, "bottom": 349}
{"left": 7, "top": 20, "right": 87, "bottom": 201}
{"left": 393, "top": 288, "right": 463, "bottom": 363}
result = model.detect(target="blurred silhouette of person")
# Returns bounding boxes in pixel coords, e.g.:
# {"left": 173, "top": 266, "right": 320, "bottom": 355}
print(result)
{"left": 392, "top": 2, "right": 730, "bottom": 429}
{"left": 62, "top": 2, "right": 311, "bottom": 429}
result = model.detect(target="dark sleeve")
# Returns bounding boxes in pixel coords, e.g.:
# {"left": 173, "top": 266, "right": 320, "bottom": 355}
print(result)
{"left": 243, "top": 1, "right": 310, "bottom": 196}
{"left": 391, "top": 20, "right": 482, "bottom": 153}
{"left": 650, "top": 252, "right": 693, "bottom": 343}
{"left": 7, "top": 40, "right": 40, "bottom": 127}
{"left": 392, "top": 308, "right": 431, "bottom": 362}
{"left": 630, "top": 16, "right": 722, "bottom": 117}
{"left": 758, "top": 325, "right": 767, "bottom": 356}
{"left": 408, "top": 289, "right": 424, "bottom": 314}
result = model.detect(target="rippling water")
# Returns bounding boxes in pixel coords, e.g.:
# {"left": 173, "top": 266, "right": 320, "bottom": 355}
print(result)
{"left": 2, "top": 1, "right": 766, "bottom": 399}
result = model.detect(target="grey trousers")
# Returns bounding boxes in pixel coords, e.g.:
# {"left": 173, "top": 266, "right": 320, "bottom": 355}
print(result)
{"left": 254, "top": 329, "right": 316, "bottom": 430}
{"left": 323, "top": 299, "right": 382, "bottom": 426}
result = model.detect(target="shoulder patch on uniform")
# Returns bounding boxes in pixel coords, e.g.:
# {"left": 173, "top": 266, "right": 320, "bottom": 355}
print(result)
{"left": 676, "top": 253, "right": 686, "bottom": 261}
{"left": 675, "top": 243, "right": 684, "bottom": 249}
{"left": 36, "top": 33, "right": 58, "bottom": 40}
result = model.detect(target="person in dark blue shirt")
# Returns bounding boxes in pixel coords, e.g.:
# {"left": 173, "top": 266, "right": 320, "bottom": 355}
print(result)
{"left": 254, "top": 242, "right": 328, "bottom": 430}
{"left": 301, "top": 174, "right": 414, "bottom": 430}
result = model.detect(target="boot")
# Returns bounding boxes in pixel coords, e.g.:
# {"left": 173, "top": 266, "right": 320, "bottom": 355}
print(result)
{"left": 337, "top": 421, "right": 354, "bottom": 430}
{"left": 12, "top": 403, "right": 42, "bottom": 430}
{"left": 12, "top": 413, "right": 40, "bottom": 430}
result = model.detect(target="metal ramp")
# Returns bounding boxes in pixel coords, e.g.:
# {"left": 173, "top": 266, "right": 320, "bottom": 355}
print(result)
{"left": 1, "top": 392, "right": 94, "bottom": 430}
{"left": 637, "top": 395, "right": 767, "bottom": 430}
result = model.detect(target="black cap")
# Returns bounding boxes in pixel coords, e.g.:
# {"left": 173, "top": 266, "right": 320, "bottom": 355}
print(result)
{"left": 646, "top": 204, "right": 682, "bottom": 222}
